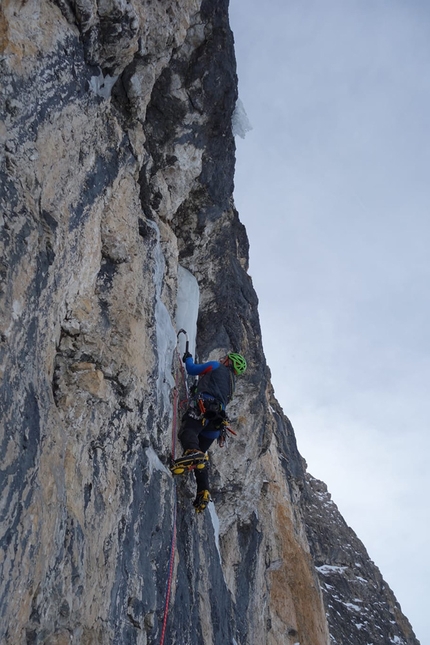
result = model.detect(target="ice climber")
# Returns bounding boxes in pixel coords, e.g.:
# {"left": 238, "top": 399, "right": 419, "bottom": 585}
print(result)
{"left": 171, "top": 351, "right": 247, "bottom": 513}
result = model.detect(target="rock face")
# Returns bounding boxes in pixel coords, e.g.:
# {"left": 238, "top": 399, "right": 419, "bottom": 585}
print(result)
{"left": 0, "top": 2, "right": 420, "bottom": 645}
{"left": 302, "top": 476, "right": 419, "bottom": 645}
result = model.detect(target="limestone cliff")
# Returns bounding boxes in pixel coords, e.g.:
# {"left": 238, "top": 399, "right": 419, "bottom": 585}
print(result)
{"left": 0, "top": 1, "right": 420, "bottom": 644}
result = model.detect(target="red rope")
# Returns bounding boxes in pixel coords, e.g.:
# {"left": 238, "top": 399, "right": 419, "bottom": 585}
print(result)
{"left": 159, "top": 490, "right": 177, "bottom": 645}
{"left": 160, "top": 350, "right": 185, "bottom": 644}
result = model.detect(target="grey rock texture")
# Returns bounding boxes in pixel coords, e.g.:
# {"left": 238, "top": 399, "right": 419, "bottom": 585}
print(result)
{"left": 301, "top": 476, "right": 419, "bottom": 645}
{"left": 0, "top": 1, "right": 420, "bottom": 644}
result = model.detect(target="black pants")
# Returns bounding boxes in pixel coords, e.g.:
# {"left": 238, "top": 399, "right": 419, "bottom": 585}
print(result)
{"left": 178, "top": 413, "right": 217, "bottom": 493}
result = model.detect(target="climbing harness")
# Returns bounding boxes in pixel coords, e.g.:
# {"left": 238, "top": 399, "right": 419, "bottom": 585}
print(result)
{"left": 191, "top": 394, "right": 237, "bottom": 447}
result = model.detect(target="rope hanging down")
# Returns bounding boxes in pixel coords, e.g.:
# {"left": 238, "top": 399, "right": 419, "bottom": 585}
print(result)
{"left": 159, "top": 488, "right": 177, "bottom": 645}
{"left": 159, "top": 330, "right": 189, "bottom": 645}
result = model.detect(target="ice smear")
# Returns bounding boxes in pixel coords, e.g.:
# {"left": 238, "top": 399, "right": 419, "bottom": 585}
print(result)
{"left": 176, "top": 265, "right": 199, "bottom": 357}
{"left": 89, "top": 70, "right": 118, "bottom": 99}
{"left": 208, "top": 501, "right": 221, "bottom": 560}
{"left": 12, "top": 300, "right": 23, "bottom": 320}
{"left": 146, "top": 219, "right": 177, "bottom": 418}
{"left": 232, "top": 98, "right": 252, "bottom": 138}
{"left": 145, "top": 447, "right": 170, "bottom": 477}
{"left": 343, "top": 602, "right": 362, "bottom": 612}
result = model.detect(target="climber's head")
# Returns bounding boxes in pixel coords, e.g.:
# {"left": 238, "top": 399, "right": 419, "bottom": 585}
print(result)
{"left": 225, "top": 352, "right": 247, "bottom": 375}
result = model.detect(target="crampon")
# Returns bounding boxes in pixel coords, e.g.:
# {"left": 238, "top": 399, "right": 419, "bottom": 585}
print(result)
{"left": 170, "top": 451, "right": 209, "bottom": 476}
{"left": 193, "top": 490, "right": 211, "bottom": 513}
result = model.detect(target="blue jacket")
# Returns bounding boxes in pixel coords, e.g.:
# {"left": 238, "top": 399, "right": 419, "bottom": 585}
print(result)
{"left": 185, "top": 357, "right": 235, "bottom": 408}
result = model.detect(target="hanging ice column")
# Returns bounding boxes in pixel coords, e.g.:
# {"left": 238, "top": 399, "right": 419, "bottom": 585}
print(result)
{"left": 146, "top": 219, "right": 177, "bottom": 419}
{"left": 176, "top": 266, "right": 199, "bottom": 358}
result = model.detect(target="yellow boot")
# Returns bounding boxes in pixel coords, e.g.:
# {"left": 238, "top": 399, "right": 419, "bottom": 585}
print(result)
{"left": 193, "top": 490, "right": 211, "bottom": 513}
{"left": 170, "top": 451, "right": 208, "bottom": 476}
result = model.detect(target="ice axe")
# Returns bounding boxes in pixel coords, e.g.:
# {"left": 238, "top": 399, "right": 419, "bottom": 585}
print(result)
{"left": 177, "top": 328, "right": 189, "bottom": 354}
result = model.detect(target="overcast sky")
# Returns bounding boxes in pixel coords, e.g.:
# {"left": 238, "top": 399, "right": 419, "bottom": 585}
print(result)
{"left": 229, "top": 1, "right": 430, "bottom": 642}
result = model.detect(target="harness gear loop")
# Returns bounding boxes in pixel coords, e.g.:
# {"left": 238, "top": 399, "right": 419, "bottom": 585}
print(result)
{"left": 191, "top": 394, "right": 236, "bottom": 446}
{"left": 194, "top": 395, "right": 229, "bottom": 429}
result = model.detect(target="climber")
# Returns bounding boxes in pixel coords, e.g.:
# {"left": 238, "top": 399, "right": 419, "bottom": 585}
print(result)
{"left": 171, "top": 351, "right": 247, "bottom": 513}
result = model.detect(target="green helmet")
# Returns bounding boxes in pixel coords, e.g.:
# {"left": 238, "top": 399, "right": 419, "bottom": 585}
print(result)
{"left": 228, "top": 353, "right": 247, "bottom": 375}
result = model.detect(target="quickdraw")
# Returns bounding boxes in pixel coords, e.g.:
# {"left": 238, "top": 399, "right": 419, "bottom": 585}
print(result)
{"left": 197, "top": 398, "right": 206, "bottom": 416}
{"left": 217, "top": 425, "right": 237, "bottom": 447}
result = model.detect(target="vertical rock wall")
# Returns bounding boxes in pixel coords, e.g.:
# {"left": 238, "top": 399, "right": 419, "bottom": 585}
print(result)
{"left": 0, "top": 1, "right": 420, "bottom": 644}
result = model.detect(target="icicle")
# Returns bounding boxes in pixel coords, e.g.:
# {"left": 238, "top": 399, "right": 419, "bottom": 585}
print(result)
{"left": 176, "top": 265, "right": 199, "bottom": 357}
{"left": 145, "top": 219, "right": 177, "bottom": 418}
{"left": 232, "top": 97, "right": 252, "bottom": 139}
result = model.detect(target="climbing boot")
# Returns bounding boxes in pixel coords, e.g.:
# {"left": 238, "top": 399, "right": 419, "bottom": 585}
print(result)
{"left": 193, "top": 490, "right": 211, "bottom": 513}
{"left": 170, "top": 450, "right": 209, "bottom": 476}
